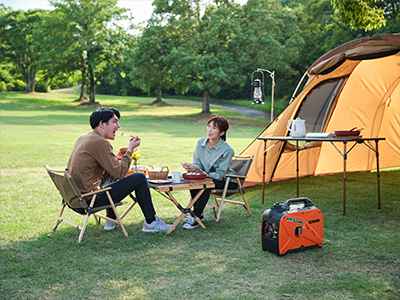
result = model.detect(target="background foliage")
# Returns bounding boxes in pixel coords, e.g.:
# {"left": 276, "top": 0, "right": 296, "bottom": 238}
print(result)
{"left": 1, "top": 0, "right": 399, "bottom": 110}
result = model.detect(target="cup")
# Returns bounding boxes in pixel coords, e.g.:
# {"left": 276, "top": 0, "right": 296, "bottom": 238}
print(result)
{"left": 171, "top": 171, "right": 181, "bottom": 183}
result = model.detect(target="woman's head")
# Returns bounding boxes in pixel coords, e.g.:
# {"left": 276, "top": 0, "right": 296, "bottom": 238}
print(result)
{"left": 207, "top": 114, "right": 229, "bottom": 141}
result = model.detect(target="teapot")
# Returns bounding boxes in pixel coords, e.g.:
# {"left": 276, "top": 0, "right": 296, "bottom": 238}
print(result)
{"left": 287, "top": 118, "right": 306, "bottom": 137}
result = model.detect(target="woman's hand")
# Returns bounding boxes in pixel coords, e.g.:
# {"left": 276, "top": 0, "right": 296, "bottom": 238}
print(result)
{"left": 181, "top": 162, "right": 207, "bottom": 174}
{"left": 181, "top": 162, "right": 195, "bottom": 171}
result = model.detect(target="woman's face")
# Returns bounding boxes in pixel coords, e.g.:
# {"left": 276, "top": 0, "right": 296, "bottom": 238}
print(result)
{"left": 207, "top": 121, "right": 225, "bottom": 140}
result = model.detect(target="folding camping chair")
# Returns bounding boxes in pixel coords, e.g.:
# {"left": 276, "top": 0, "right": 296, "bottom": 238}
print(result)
{"left": 210, "top": 155, "right": 253, "bottom": 222}
{"left": 44, "top": 165, "right": 136, "bottom": 243}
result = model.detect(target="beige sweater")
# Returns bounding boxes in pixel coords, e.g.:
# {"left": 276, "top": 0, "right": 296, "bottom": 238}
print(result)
{"left": 67, "top": 131, "right": 132, "bottom": 194}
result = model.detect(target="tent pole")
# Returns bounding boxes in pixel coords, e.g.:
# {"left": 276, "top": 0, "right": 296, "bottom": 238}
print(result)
{"left": 343, "top": 142, "right": 347, "bottom": 215}
{"left": 262, "top": 141, "right": 266, "bottom": 204}
{"left": 270, "top": 71, "right": 275, "bottom": 122}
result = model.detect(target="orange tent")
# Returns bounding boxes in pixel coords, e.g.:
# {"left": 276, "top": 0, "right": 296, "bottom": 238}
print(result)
{"left": 242, "top": 34, "right": 400, "bottom": 185}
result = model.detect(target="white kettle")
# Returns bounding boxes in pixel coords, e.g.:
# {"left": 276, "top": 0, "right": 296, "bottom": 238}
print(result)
{"left": 287, "top": 118, "right": 306, "bottom": 137}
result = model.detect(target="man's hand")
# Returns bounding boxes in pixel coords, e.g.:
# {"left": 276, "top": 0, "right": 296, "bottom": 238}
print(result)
{"left": 127, "top": 136, "right": 141, "bottom": 153}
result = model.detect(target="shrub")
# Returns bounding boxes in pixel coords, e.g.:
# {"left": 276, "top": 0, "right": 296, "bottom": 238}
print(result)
{"left": 0, "top": 81, "right": 6, "bottom": 92}
{"left": 35, "top": 81, "right": 49, "bottom": 92}
{"left": 12, "top": 80, "right": 27, "bottom": 91}
{"left": 6, "top": 82, "right": 14, "bottom": 91}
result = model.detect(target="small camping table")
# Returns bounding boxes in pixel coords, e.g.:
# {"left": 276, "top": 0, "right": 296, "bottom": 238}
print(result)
{"left": 258, "top": 136, "right": 385, "bottom": 214}
{"left": 148, "top": 178, "right": 215, "bottom": 234}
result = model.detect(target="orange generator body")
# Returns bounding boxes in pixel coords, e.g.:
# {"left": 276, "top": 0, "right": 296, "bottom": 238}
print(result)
{"left": 261, "top": 198, "right": 323, "bottom": 256}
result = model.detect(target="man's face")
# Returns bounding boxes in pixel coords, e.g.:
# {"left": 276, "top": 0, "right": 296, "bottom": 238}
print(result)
{"left": 102, "top": 114, "right": 120, "bottom": 140}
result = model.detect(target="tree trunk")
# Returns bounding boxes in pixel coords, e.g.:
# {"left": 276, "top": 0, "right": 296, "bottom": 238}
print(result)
{"left": 155, "top": 82, "right": 162, "bottom": 103}
{"left": 202, "top": 88, "right": 210, "bottom": 114}
{"left": 80, "top": 83, "right": 86, "bottom": 100}
{"left": 89, "top": 76, "right": 95, "bottom": 103}
{"left": 87, "top": 51, "right": 96, "bottom": 103}
{"left": 25, "top": 69, "right": 36, "bottom": 92}
{"left": 77, "top": 57, "right": 88, "bottom": 101}
{"left": 88, "top": 60, "right": 95, "bottom": 103}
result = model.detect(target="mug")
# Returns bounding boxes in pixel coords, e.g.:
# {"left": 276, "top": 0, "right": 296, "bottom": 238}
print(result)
{"left": 171, "top": 172, "right": 181, "bottom": 183}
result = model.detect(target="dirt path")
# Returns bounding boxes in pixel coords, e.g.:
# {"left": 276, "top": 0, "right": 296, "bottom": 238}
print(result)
{"left": 213, "top": 103, "right": 271, "bottom": 119}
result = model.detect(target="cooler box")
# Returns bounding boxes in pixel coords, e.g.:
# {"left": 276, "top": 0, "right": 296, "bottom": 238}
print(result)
{"left": 261, "top": 197, "right": 323, "bottom": 256}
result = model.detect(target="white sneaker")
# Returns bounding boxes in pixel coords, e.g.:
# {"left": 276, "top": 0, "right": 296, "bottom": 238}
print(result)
{"left": 183, "top": 215, "right": 204, "bottom": 223}
{"left": 104, "top": 220, "right": 118, "bottom": 231}
{"left": 183, "top": 217, "right": 200, "bottom": 229}
{"left": 142, "top": 216, "right": 173, "bottom": 233}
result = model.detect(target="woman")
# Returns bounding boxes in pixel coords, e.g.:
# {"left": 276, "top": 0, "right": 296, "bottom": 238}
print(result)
{"left": 182, "top": 114, "right": 237, "bottom": 229}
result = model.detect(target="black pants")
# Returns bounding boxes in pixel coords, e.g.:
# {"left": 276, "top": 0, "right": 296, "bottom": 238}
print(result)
{"left": 190, "top": 179, "right": 238, "bottom": 217}
{"left": 72, "top": 172, "right": 156, "bottom": 220}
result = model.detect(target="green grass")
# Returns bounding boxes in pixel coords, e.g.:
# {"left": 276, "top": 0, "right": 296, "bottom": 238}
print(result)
{"left": 1, "top": 91, "right": 399, "bottom": 300}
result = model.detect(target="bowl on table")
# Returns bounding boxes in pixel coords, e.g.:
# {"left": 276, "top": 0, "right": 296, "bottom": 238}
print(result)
{"left": 182, "top": 172, "right": 207, "bottom": 180}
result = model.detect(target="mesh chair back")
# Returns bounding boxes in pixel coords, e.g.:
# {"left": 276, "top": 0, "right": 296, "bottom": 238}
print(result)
{"left": 48, "top": 170, "right": 84, "bottom": 209}
{"left": 231, "top": 157, "right": 253, "bottom": 186}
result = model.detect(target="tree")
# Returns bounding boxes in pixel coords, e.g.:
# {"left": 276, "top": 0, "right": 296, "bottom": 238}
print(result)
{"left": 0, "top": 8, "right": 47, "bottom": 92}
{"left": 240, "top": 0, "right": 305, "bottom": 99}
{"left": 331, "top": 0, "right": 386, "bottom": 30}
{"left": 152, "top": 1, "right": 247, "bottom": 113}
{"left": 127, "top": 21, "right": 175, "bottom": 103}
{"left": 47, "top": 0, "right": 132, "bottom": 103}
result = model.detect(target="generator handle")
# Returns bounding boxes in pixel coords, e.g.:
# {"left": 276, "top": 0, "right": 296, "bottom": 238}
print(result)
{"left": 282, "top": 197, "right": 314, "bottom": 210}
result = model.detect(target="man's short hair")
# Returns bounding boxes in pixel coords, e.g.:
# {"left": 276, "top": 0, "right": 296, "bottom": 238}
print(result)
{"left": 90, "top": 107, "right": 121, "bottom": 129}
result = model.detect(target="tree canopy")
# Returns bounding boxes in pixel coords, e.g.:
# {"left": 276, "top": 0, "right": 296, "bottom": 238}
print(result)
{"left": 0, "top": 0, "right": 398, "bottom": 111}
{"left": 331, "top": 0, "right": 386, "bottom": 31}
{"left": 0, "top": 8, "right": 47, "bottom": 92}
{"left": 46, "top": 0, "right": 133, "bottom": 103}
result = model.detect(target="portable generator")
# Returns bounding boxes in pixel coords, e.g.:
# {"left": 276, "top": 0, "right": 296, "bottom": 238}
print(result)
{"left": 261, "top": 197, "right": 323, "bottom": 256}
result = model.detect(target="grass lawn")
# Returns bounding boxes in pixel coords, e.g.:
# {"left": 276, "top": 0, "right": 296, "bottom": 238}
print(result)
{"left": 1, "top": 91, "right": 399, "bottom": 300}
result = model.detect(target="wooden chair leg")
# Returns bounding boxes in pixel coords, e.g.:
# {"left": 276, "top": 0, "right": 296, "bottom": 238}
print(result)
{"left": 237, "top": 180, "right": 251, "bottom": 216}
{"left": 120, "top": 194, "right": 136, "bottom": 220}
{"left": 78, "top": 213, "right": 90, "bottom": 243}
{"left": 213, "top": 194, "right": 219, "bottom": 208}
{"left": 77, "top": 194, "right": 98, "bottom": 243}
{"left": 106, "top": 191, "right": 128, "bottom": 237}
{"left": 54, "top": 202, "right": 66, "bottom": 231}
{"left": 215, "top": 178, "right": 231, "bottom": 222}
{"left": 240, "top": 192, "right": 252, "bottom": 215}
{"left": 93, "top": 214, "right": 101, "bottom": 225}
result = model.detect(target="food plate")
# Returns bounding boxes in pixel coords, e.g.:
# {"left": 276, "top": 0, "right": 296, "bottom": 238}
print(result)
{"left": 182, "top": 173, "right": 207, "bottom": 180}
{"left": 148, "top": 179, "right": 174, "bottom": 184}
{"left": 334, "top": 130, "right": 361, "bottom": 136}
{"left": 306, "top": 132, "right": 335, "bottom": 138}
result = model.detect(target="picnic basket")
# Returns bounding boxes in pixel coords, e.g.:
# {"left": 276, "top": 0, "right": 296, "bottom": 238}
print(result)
{"left": 147, "top": 166, "right": 169, "bottom": 180}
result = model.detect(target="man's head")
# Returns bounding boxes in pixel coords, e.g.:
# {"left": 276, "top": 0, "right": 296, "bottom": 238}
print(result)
{"left": 90, "top": 108, "right": 120, "bottom": 129}
{"left": 90, "top": 108, "right": 121, "bottom": 140}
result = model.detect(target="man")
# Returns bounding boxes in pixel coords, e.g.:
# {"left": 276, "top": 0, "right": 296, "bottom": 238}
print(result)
{"left": 67, "top": 107, "right": 172, "bottom": 232}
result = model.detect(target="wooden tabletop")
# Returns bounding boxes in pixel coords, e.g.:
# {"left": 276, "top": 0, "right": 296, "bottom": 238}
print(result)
{"left": 148, "top": 178, "right": 215, "bottom": 192}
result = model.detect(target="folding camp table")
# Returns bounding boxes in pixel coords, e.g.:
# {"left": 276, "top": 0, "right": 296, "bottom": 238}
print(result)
{"left": 148, "top": 178, "right": 215, "bottom": 233}
{"left": 258, "top": 136, "right": 385, "bottom": 214}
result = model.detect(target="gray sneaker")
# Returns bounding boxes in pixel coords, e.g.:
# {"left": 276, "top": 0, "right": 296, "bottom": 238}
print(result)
{"left": 142, "top": 216, "right": 173, "bottom": 233}
{"left": 104, "top": 220, "right": 118, "bottom": 231}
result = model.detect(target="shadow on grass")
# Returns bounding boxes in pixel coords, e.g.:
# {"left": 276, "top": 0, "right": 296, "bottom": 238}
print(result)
{"left": 1, "top": 171, "right": 400, "bottom": 299}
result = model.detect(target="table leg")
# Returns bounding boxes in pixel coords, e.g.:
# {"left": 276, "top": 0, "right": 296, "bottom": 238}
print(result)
{"left": 165, "top": 189, "right": 207, "bottom": 234}
{"left": 343, "top": 142, "right": 347, "bottom": 215}
{"left": 376, "top": 140, "right": 381, "bottom": 209}
{"left": 296, "top": 140, "right": 299, "bottom": 197}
